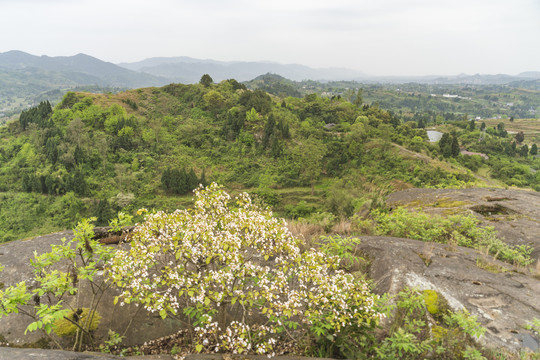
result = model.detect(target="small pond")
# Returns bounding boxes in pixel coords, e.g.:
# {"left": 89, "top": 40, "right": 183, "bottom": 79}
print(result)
{"left": 426, "top": 130, "right": 443, "bottom": 142}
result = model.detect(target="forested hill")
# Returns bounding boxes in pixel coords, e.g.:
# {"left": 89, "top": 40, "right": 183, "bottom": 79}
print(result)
{"left": 0, "top": 77, "right": 524, "bottom": 242}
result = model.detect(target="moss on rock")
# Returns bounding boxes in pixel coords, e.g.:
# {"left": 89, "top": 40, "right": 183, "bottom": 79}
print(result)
{"left": 53, "top": 308, "right": 101, "bottom": 337}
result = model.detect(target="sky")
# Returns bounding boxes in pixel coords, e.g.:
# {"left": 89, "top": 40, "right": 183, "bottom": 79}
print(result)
{"left": 1, "top": 0, "right": 539, "bottom": 76}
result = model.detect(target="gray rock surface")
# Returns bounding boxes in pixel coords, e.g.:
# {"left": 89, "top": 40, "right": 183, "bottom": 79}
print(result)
{"left": 0, "top": 347, "right": 173, "bottom": 359}
{"left": 1, "top": 187, "right": 539, "bottom": 357}
{"left": 356, "top": 235, "right": 540, "bottom": 353}
{"left": 386, "top": 187, "right": 540, "bottom": 259}
{"left": 0, "top": 230, "right": 185, "bottom": 349}
{"left": 0, "top": 348, "right": 326, "bottom": 360}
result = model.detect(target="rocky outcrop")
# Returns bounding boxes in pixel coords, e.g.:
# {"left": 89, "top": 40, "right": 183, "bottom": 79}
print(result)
{"left": 1, "top": 187, "right": 539, "bottom": 357}
{"left": 381, "top": 188, "right": 540, "bottom": 352}
{"left": 356, "top": 235, "right": 540, "bottom": 353}
{"left": 387, "top": 188, "right": 540, "bottom": 260}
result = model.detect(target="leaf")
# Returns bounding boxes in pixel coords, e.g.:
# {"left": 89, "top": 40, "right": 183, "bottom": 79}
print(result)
{"left": 159, "top": 309, "right": 167, "bottom": 319}
{"left": 195, "top": 344, "right": 203, "bottom": 353}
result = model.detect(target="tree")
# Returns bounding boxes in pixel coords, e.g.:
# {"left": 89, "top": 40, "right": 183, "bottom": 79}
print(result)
{"left": 262, "top": 114, "right": 276, "bottom": 148}
{"left": 530, "top": 143, "right": 538, "bottom": 156}
{"left": 515, "top": 131, "right": 525, "bottom": 143}
{"left": 199, "top": 74, "right": 213, "bottom": 87}
{"left": 451, "top": 135, "right": 460, "bottom": 157}
{"left": 480, "top": 122, "right": 486, "bottom": 131}
{"left": 292, "top": 137, "right": 327, "bottom": 195}
{"left": 203, "top": 90, "right": 225, "bottom": 112}
{"left": 354, "top": 88, "right": 363, "bottom": 108}
{"left": 510, "top": 116, "right": 514, "bottom": 122}
{"left": 468, "top": 120, "right": 475, "bottom": 131}
{"left": 520, "top": 144, "right": 529, "bottom": 157}
{"left": 439, "top": 133, "right": 452, "bottom": 157}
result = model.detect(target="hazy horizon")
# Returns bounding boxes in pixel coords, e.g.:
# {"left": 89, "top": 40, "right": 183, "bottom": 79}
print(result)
{"left": 1, "top": 0, "right": 539, "bottom": 77}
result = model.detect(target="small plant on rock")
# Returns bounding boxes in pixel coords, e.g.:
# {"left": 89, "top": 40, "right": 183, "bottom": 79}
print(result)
{"left": 0, "top": 216, "right": 123, "bottom": 351}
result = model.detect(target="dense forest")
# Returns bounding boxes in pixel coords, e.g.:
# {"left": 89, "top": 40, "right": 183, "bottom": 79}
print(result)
{"left": 0, "top": 75, "right": 538, "bottom": 243}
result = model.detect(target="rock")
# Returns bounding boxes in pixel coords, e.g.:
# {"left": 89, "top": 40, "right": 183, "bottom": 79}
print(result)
{"left": 0, "top": 230, "right": 185, "bottom": 349}
{"left": 386, "top": 188, "right": 540, "bottom": 260}
{"left": 356, "top": 235, "right": 540, "bottom": 353}
{"left": 2, "top": 188, "right": 540, "bottom": 356}
{"left": 0, "top": 348, "right": 328, "bottom": 360}
{"left": 0, "top": 347, "right": 174, "bottom": 359}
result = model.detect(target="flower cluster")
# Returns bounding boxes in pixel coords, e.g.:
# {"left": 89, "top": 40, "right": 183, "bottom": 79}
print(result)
{"left": 106, "top": 183, "right": 381, "bottom": 355}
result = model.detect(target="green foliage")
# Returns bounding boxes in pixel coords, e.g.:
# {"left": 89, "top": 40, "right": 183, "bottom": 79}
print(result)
{"left": 99, "top": 330, "right": 125, "bottom": 353}
{"left": 19, "top": 101, "right": 52, "bottom": 130}
{"left": 374, "top": 288, "right": 487, "bottom": 360}
{"left": 108, "top": 211, "right": 133, "bottom": 232}
{"left": 371, "top": 207, "right": 533, "bottom": 266}
{"left": 444, "top": 310, "right": 486, "bottom": 339}
{"left": 317, "top": 236, "right": 363, "bottom": 271}
{"left": 199, "top": 74, "right": 213, "bottom": 87}
{"left": 0, "top": 217, "right": 118, "bottom": 350}
{"left": 0, "top": 80, "right": 532, "bottom": 243}
{"left": 524, "top": 318, "right": 540, "bottom": 333}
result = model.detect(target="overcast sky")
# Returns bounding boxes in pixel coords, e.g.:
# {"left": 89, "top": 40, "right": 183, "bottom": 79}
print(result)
{"left": 1, "top": 0, "right": 539, "bottom": 76}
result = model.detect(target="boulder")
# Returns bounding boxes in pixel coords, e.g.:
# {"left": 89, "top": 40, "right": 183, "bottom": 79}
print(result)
{"left": 356, "top": 235, "right": 540, "bottom": 353}
{"left": 386, "top": 188, "right": 540, "bottom": 260}
{"left": 0, "top": 230, "right": 185, "bottom": 349}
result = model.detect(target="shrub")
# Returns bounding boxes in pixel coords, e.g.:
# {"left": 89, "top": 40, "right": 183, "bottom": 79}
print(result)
{"left": 371, "top": 207, "right": 533, "bottom": 266}
{"left": 0, "top": 218, "right": 118, "bottom": 351}
{"left": 107, "top": 183, "right": 382, "bottom": 356}
{"left": 375, "top": 288, "right": 487, "bottom": 360}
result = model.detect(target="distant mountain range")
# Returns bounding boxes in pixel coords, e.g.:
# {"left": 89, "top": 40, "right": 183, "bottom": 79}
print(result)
{"left": 1, "top": 50, "right": 539, "bottom": 117}
{"left": 118, "top": 56, "right": 367, "bottom": 83}
{"left": 118, "top": 56, "right": 540, "bottom": 85}
{"left": 0, "top": 50, "right": 167, "bottom": 87}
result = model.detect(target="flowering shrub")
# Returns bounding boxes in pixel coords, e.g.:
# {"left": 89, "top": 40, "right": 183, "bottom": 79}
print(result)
{"left": 107, "top": 183, "right": 381, "bottom": 356}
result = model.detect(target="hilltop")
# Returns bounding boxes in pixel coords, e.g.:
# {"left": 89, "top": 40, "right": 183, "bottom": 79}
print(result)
{"left": 0, "top": 76, "right": 496, "bottom": 243}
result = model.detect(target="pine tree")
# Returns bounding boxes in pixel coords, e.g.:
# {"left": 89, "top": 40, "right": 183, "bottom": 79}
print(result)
{"left": 451, "top": 135, "right": 460, "bottom": 157}
{"left": 187, "top": 168, "right": 198, "bottom": 191}
{"left": 199, "top": 168, "right": 207, "bottom": 187}
{"left": 262, "top": 114, "right": 276, "bottom": 149}
{"left": 520, "top": 144, "right": 529, "bottom": 157}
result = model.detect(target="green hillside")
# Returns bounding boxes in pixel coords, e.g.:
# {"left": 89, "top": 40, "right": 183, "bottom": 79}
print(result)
{"left": 0, "top": 76, "right": 537, "bottom": 243}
